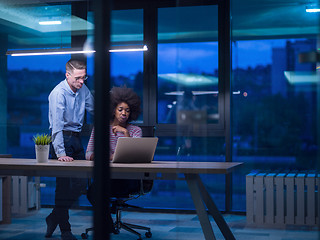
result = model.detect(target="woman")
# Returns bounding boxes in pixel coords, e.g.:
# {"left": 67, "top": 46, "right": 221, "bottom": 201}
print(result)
{"left": 86, "top": 86, "right": 142, "bottom": 161}
{"left": 85, "top": 86, "right": 143, "bottom": 233}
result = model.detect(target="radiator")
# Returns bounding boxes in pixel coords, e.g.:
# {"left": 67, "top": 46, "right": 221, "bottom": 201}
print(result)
{"left": 246, "top": 172, "right": 319, "bottom": 227}
{"left": 27, "top": 182, "right": 37, "bottom": 209}
{"left": 11, "top": 176, "right": 40, "bottom": 215}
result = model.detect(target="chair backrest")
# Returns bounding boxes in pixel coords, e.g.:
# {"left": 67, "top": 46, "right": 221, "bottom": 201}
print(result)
{"left": 139, "top": 126, "right": 155, "bottom": 138}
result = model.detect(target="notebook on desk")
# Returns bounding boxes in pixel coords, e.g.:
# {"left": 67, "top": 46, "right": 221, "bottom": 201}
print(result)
{"left": 112, "top": 137, "right": 158, "bottom": 163}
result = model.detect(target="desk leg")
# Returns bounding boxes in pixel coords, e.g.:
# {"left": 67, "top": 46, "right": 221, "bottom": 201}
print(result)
{"left": 195, "top": 174, "right": 236, "bottom": 240}
{"left": 186, "top": 174, "right": 216, "bottom": 240}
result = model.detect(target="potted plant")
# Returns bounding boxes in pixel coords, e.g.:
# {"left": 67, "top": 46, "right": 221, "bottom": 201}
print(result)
{"left": 33, "top": 134, "right": 52, "bottom": 163}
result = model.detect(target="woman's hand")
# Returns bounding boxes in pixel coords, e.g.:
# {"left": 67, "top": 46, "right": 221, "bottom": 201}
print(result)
{"left": 112, "top": 125, "right": 129, "bottom": 137}
{"left": 110, "top": 154, "right": 114, "bottom": 161}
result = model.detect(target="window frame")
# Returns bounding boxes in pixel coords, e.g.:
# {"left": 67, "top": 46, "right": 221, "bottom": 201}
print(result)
{"left": 138, "top": 1, "right": 229, "bottom": 140}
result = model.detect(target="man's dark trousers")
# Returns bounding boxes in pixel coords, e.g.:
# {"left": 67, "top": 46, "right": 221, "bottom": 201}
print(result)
{"left": 50, "top": 132, "right": 87, "bottom": 232}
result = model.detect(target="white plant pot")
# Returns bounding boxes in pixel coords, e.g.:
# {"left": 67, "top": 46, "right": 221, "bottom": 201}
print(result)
{"left": 35, "top": 145, "right": 50, "bottom": 163}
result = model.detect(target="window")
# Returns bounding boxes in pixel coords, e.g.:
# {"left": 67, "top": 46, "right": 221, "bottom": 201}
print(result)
{"left": 231, "top": 0, "right": 319, "bottom": 211}
{"left": 111, "top": 9, "right": 144, "bottom": 123}
{"left": 158, "top": 6, "right": 219, "bottom": 127}
{"left": 146, "top": 5, "right": 227, "bottom": 211}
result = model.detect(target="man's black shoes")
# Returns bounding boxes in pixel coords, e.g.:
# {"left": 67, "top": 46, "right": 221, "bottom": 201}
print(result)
{"left": 45, "top": 214, "right": 58, "bottom": 238}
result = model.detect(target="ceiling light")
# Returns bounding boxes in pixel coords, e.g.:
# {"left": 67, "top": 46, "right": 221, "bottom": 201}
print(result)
{"left": 306, "top": 5, "right": 320, "bottom": 13}
{"left": 7, "top": 48, "right": 94, "bottom": 56}
{"left": 6, "top": 45, "right": 148, "bottom": 56}
{"left": 110, "top": 45, "right": 148, "bottom": 52}
{"left": 159, "top": 73, "right": 218, "bottom": 86}
{"left": 284, "top": 71, "right": 319, "bottom": 84}
{"left": 39, "top": 21, "right": 62, "bottom": 25}
{"left": 306, "top": 8, "right": 320, "bottom": 12}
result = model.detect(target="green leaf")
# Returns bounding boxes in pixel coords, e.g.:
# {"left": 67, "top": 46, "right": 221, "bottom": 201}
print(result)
{"left": 33, "top": 133, "right": 52, "bottom": 145}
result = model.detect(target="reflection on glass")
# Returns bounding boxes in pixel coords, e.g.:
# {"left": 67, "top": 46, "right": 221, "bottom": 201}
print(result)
{"left": 111, "top": 9, "right": 143, "bottom": 44}
{"left": 155, "top": 5, "right": 222, "bottom": 211}
{"left": 158, "top": 5, "right": 219, "bottom": 125}
{"left": 132, "top": 136, "right": 226, "bottom": 211}
{"left": 2, "top": 3, "right": 73, "bottom": 50}
{"left": 109, "top": 9, "right": 144, "bottom": 123}
{"left": 7, "top": 55, "right": 72, "bottom": 157}
{"left": 232, "top": 38, "right": 317, "bottom": 211}
{"left": 158, "top": 42, "right": 219, "bottom": 124}
{"left": 110, "top": 51, "right": 144, "bottom": 123}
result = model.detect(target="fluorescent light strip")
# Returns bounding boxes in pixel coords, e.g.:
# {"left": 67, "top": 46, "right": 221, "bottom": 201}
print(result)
{"left": 7, "top": 45, "right": 148, "bottom": 56}
{"left": 165, "top": 90, "right": 241, "bottom": 96}
{"left": 10, "top": 50, "right": 95, "bottom": 56}
{"left": 39, "top": 21, "right": 62, "bottom": 25}
{"left": 306, "top": 8, "right": 320, "bottom": 13}
{"left": 109, "top": 45, "right": 148, "bottom": 52}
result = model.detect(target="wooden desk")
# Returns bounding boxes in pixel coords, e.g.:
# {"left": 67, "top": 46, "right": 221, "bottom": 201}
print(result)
{"left": 0, "top": 158, "right": 242, "bottom": 240}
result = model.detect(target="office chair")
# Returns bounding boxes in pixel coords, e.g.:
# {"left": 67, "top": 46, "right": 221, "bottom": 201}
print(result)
{"left": 81, "top": 126, "right": 155, "bottom": 240}
{"left": 110, "top": 179, "right": 153, "bottom": 239}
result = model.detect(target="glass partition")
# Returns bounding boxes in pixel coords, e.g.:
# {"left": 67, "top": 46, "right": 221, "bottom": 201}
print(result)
{"left": 158, "top": 6, "right": 219, "bottom": 126}
{"left": 2, "top": 3, "right": 73, "bottom": 50}
{"left": 231, "top": 0, "right": 319, "bottom": 212}
{"left": 158, "top": 42, "right": 219, "bottom": 125}
{"left": 109, "top": 9, "right": 144, "bottom": 123}
{"left": 0, "top": 0, "right": 319, "bottom": 239}
{"left": 150, "top": 5, "right": 226, "bottom": 211}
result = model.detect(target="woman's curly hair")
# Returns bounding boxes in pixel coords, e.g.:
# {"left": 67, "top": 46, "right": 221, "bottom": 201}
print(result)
{"left": 110, "top": 86, "right": 141, "bottom": 122}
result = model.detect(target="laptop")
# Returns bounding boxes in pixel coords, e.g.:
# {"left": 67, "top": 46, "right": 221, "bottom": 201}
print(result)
{"left": 112, "top": 137, "right": 158, "bottom": 163}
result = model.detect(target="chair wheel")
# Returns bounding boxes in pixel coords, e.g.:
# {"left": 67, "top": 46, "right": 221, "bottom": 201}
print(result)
{"left": 145, "top": 231, "right": 152, "bottom": 238}
{"left": 81, "top": 233, "right": 88, "bottom": 239}
{"left": 112, "top": 227, "right": 120, "bottom": 234}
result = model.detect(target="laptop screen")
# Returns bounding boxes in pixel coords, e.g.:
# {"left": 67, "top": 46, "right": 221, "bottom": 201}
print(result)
{"left": 112, "top": 137, "right": 158, "bottom": 163}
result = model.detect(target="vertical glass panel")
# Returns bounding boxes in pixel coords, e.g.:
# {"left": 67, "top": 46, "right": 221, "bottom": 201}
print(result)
{"left": 129, "top": 136, "right": 226, "bottom": 210}
{"left": 154, "top": 5, "right": 225, "bottom": 212}
{"left": 2, "top": 3, "right": 75, "bottom": 50}
{"left": 158, "top": 6, "right": 219, "bottom": 125}
{"left": 7, "top": 55, "right": 71, "bottom": 158}
{"left": 111, "top": 9, "right": 143, "bottom": 44}
{"left": 232, "top": 0, "right": 319, "bottom": 213}
{"left": 4, "top": 2, "right": 94, "bottom": 208}
{"left": 110, "top": 9, "right": 144, "bottom": 123}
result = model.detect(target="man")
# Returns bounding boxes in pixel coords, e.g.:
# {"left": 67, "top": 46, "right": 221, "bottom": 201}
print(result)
{"left": 47, "top": 59, "right": 94, "bottom": 240}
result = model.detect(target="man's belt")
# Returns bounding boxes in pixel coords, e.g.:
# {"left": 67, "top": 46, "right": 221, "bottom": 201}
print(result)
{"left": 62, "top": 130, "right": 81, "bottom": 137}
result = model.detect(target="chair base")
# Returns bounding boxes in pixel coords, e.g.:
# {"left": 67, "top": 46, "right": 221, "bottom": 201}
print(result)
{"left": 81, "top": 227, "right": 93, "bottom": 239}
{"left": 81, "top": 221, "right": 152, "bottom": 240}
{"left": 117, "top": 220, "right": 152, "bottom": 240}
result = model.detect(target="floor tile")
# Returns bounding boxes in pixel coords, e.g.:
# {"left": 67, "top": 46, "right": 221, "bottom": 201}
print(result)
{"left": 0, "top": 208, "right": 319, "bottom": 240}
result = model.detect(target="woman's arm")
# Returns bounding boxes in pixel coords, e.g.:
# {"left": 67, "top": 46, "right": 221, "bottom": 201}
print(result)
{"left": 86, "top": 128, "right": 95, "bottom": 160}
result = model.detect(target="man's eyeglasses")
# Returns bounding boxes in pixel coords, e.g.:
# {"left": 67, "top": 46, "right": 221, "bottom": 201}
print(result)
{"left": 68, "top": 72, "right": 88, "bottom": 81}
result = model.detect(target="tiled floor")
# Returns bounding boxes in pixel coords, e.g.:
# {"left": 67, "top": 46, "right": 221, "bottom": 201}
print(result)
{"left": 0, "top": 208, "right": 319, "bottom": 240}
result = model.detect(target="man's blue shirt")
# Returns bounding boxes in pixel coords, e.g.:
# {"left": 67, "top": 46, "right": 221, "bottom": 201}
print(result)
{"left": 48, "top": 79, "right": 94, "bottom": 157}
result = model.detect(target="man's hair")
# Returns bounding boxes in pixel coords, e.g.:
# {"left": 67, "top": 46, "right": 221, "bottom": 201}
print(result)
{"left": 110, "top": 86, "right": 141, "bottom": 122}
{"left": 66, "top": 59, "right": 87, "bottom": 73}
